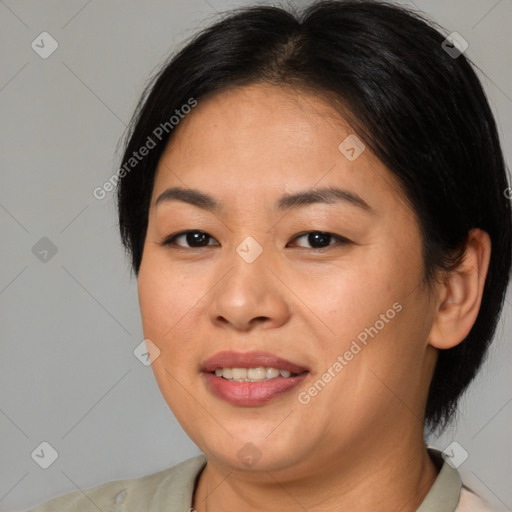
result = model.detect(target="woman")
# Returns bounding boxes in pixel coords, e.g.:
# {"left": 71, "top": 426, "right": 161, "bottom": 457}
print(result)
{"left": 28, "top": 0, "right": 511, "bottom": 510}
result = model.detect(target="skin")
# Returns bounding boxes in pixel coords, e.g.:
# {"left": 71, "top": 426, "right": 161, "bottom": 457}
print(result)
{"left": 137, "top": 84, "right": 491, "bottom": 512}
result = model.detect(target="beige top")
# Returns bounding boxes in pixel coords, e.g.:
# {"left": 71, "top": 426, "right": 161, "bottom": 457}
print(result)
{"left": 26, "top": 449, "right": 494, "bottom": 512}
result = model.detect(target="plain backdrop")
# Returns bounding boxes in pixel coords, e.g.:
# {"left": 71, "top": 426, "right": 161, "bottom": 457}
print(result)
{"left": 0, "top": 0, "right": 511, "bottom": 510}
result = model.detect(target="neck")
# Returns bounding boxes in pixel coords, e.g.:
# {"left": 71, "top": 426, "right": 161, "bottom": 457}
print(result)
{"left": 192, "top": 432, "right": 439, "bottom": 512}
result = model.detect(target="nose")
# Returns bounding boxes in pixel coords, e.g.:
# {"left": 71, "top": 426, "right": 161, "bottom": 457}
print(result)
{"left": 207, "top": 244, "right": 291, "bottom": 332}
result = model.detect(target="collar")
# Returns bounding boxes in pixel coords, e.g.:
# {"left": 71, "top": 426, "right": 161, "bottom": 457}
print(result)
{"left": 416, "top": 448, "right": 462, "bottom": 511}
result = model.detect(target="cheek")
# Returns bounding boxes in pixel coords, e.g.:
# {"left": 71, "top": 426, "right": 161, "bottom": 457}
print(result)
{"left": 138, "top": 255, "right": 204, "bottom": 340}
{"left": 301, "top": 241, "right": 426, "bottom": 371}
{"left": 289, "top": 257, "right": 401, "bottom": 344}
{"left": 137, "top": 257, "right": 202, "bottom": 415}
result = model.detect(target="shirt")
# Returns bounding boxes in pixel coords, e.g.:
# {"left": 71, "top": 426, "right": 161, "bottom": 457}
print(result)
{"left": 25, "top": 449, "right": 494, "bottom": 511}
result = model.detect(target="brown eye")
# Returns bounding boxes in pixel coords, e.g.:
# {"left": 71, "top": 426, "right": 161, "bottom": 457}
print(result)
{"left": 160, "top": 230, "right": 219, "bottom": 248}
{"left": 290, "top": 231, "right": 350, "bottom": 249}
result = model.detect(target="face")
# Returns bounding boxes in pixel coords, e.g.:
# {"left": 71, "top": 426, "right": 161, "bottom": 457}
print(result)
{"left": 137, "top": 84, "right": 438, "bottom": 477}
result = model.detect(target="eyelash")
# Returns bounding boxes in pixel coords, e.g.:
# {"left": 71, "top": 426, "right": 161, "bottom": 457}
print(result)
{"left": 158, "top": 230, "right": 351, "bottom": 251}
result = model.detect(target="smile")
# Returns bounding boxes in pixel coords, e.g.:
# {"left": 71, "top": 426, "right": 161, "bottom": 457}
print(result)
{"left": 201, "top": 350, "right": 310, "bottom": 406}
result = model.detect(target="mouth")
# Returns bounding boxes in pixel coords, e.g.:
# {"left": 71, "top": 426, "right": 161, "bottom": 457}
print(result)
{"left": 201, "top": 351, "right": 309, "bottom": 406}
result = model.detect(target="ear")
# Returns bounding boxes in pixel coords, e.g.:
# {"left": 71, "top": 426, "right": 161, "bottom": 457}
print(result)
{"left": 428, "top": 228, "right": 491, "bottom": 350}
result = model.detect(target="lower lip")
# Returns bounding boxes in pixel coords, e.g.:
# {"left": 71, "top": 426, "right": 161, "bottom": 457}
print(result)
{"left": 203, "top": 372, "right": 309, "bottom": 406}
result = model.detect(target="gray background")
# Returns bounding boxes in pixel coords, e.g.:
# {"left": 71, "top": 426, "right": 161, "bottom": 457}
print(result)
{"left": 0, "top": 0, "right": 510, "bottom": 510}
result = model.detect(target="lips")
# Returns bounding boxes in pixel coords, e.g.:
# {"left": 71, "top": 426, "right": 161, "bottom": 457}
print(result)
{"left": 201, "top": 350, "right": 309, "bottom": 406}
{"left": 201, "top": 350, "right": 309, "bottom": 374}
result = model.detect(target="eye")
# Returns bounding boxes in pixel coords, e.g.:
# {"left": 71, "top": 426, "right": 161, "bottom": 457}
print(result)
{"left": 158, "top": 230, "right": 350, "bottom": 250}
{"left": 289, "top": 231, "right": 350, "bottom": 250}
{"left": 159, "top": 230, "right": 219, "bottom": 248}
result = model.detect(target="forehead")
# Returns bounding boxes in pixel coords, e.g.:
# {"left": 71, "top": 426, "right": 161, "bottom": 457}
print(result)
{"left": 151, "top": 84, "right": 404, "bottom": 214}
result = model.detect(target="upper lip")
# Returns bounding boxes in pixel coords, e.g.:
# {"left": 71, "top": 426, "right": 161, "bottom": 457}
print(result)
{"left": 201, "top": 350, "right": 309, "bottom": 374}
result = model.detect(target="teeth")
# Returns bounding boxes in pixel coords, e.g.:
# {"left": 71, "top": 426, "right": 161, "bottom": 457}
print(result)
{"left": 247, "top": 367, "right": 266, "bottom": 380}
{"left": 231, "top": 368, "right": 247, "bottom": 380}
{"left": 213, "top": 366, "right": 297, "bottom": 381}
{"left": 266, "top": 368, "right": 280, "bottom": 379}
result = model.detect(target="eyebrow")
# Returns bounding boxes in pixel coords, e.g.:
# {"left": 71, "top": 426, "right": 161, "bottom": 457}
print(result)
{"left": 155, "top": 186, "right": 375, "bottom": 214}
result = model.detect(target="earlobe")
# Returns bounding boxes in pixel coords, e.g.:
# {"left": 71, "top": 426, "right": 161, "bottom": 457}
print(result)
{"left": 428, "top": 228, "right": 491, "bottom": 350}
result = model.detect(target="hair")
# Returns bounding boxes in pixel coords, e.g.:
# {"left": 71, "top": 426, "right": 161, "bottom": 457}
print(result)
{"left": 116, "top": 0, "right": 511, "bottom": 432}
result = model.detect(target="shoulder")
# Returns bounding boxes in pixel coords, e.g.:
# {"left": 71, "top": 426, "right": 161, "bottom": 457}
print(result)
{"left": 25, "top": 454, "right": 207, "bottom": 512}
{"left": 424, "top": 448, "right": 502, "bottom": 512}
{"left": 456, "top": 485, "right": 507, "bottom": 512}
